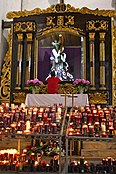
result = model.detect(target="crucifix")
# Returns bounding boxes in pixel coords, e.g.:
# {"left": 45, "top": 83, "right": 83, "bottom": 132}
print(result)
{"left": 61, "top": 94, "right": 70, "bottom": 109}
{"left": 61, "top": 94, "right": 78, "bottom": 108}
{"left": 68, "top": 94, "right": 78, "bottom": 108}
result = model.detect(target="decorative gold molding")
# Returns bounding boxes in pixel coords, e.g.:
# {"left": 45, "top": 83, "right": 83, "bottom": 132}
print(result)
{"left": 86, "top": 20, "right": 108, "bottom": 31}
{"left": 0, "top": 30, "right": 12, "bottom": 103}
{"left": 65, "top": 15, "right": 74, "bottom": 26}
{"left": 14, "top": 22, "right": 36, "bottom": 33}
{"left": 36, "top": 26, "right": 84, "bottom": 39}
{"left": 89, "top": 92, "right": 108, "bottom": 105}
{"left": 112, "top": 19, "right": 116, "bottom": 106}
{"left": 46, "top": 16, "right": 55, "bottom": 26}
{"left": 13, "top": 92, "right": 26, "bottom": 103}
{"left": 6, "top": 4, "right": 116, "bottom": 19}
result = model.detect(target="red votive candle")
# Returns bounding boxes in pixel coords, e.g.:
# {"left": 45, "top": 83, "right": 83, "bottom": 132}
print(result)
{"left": 88, "top": 125, "right": 94, "bottom": 137}
{"left": 43, "top": 113, "right": 48, "bottom": 122}
{"left": 87, "top": 114, "right": 93, "bottom": 124}
{"left": 52, "top": 123, "right": 57, "bottom": 134}
{"left": 82, "top": 124, "right": 88, "bottom": 136}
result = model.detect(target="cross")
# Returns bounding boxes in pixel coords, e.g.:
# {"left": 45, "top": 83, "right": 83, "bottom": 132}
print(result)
{"left": 60, "top": 0, "right": 64, "bottom": 3}
{"left": 61, "top": 94, "right": 78, "bottom": 108}
{"left": 68, "top": 94, "right": 78, "bottom": 108}
{"left": 61, "top": 94, "right": 70, "bottom": 109}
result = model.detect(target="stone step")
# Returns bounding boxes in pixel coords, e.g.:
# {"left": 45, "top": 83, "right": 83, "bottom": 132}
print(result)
{"left": 81, "top": 149, "right": 116, "bottom": 158}
{"left": 82, "top": 141, "right": 116, "bottom": 149}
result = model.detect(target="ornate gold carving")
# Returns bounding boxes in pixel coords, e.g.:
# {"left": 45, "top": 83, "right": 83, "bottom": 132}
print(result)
{"left": 65, "top": 16, "right": 74, "bottom": 26}
{"left": 26, "top": 33, "right": 33, "bottom": 42}
{"left": 13, "top": 92, "right": 26, "bottom": 104}
{"left": 89, "top": 92, "right": 108, "bottom": 104}
{"left": 0, "top": 30, "right": 12, "bottom": 103}
{"left": 37, "top": 26, "right": 84, "bottom": 39}
{"left": 46, "top": 16, "right": 55, "bottom": 26}
{"left": 46, "top": 15, "right": 74, "bottom": 27}
{"left": 86, "top": 20, "right": 108, "bottom": 31}
{"left": 14, "top": 22, "right": 36, "bottom": 32}
{"left": 55, "top": 3, "right": 66, "bottom": 12}
{"left": 57, "top": 16, "right": 64, "bottom": 26}
{"left": 112, "top": 19, "right": 116, "bottom": 106}
{"left": 32, "top": 84, "right": 82, "bottom": 94}
{"left": 17, "top": 33, "right": 23, "bottom": 42}
{"left": 99, "top": 32, "right": 106, "bottom": 41}
{"left": 6, "top": 5, "right": 116, "bottom": 19}
{"left": 89, "top": 32, "right": 95, "bottom": 40}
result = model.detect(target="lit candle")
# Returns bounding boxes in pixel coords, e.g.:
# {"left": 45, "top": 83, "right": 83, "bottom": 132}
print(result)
{"left": 82, "top": 124, "right": 88, "bottom": 136}
{"left": 101, "top": 119, "right": 106, "bottom": 132}
{"left": 87, "top": 114, "right": 93, "bottom": 124}
{"left": 26, "top": 120, "right": 30, "bottom": 132}
{"left": 88, "top": 125, "right": 94, "bottom": 137}
{"left": 94, "top": 122, "right": 100, "bottom": 137}
{"left": 57, "top": 107, "right": 62, "bottom": 115}
{"left": 43, "top": 113, "right": 48, "bottom": 122}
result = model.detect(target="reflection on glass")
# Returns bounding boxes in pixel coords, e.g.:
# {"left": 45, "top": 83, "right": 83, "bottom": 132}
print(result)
{"left": 38, "top": 33, "right": 84, "bottom": 82}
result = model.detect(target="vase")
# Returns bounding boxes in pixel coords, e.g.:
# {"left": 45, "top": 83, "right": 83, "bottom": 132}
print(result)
{"left": 32, "top": 87, "right": 36, "bottom": 94}
{"left": 79, "top": 87, "right": 83, "bottom": 94}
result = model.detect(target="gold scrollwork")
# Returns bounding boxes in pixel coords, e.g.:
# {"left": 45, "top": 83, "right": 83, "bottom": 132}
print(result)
{"left": 57, "top": 16, "right": 64, "bottom": 26}
{"left": 0, "top": 30, "right": 12, "bottom": 104}
{"left": 14, "top": 22, "right": 36, "bottom": 32}
{"left": 65, "top": 16, "right": 74, "bottom": 26}
{"left": 89, "top": 92, "right": 108, "bottom": 104}
{"left": 46, "top": 15, "right": 74, "bottom": 27}
{"left": 112, "top": 20, "right": 116, "bottom": 106}
{"left": 86, "top": 20, "right": 108, "bottom": 31}
{"left": 37, "top": 26, "right": 84, "bottom": 39}
{"left": 13, "top": 92, "right": 26, "bottom": 104}
{"left": 46, "top": 16, "right": 55, "bottom": 26}
{"left": 6, "top": 5, "right": 116, "bottom": 19}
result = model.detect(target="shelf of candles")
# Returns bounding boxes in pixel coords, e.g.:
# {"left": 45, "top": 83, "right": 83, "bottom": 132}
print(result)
{"left": 68, "top": 157, "right": 116, "bottom": 173}
{"left": 0, "top": 103, "right": 67, "bottom": 173}
{"left": 66, "top": 104, "right": 116, "bottom": 140}
{"left": 0, "top": 103, "right": 66, "bottom": 136}
{"left": 0, "top": 148, "right": 61, "bottom": 172}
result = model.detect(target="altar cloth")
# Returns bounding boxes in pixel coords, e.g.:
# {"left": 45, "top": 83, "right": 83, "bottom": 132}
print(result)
{"left": 25, "top": 94, "right": 89, "bottom": 107}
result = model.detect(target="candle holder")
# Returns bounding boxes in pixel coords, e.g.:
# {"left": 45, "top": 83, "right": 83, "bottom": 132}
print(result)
{"left": 87, "top": 114, "right": 93, "bottom": 124}
{"left": 82, "top": 124, "right": 88, "bottom": 136}
{"left": 94, "top": 122, "right": 100, "bottom": 136}
{"left": 88, "top": 125, "right": 94, "bottom": 137}
{"left": 108, "top": 127, "right": 114, "bottom": 138}
{"left": 101, "top": 119, "right": 106, "bottom": 137}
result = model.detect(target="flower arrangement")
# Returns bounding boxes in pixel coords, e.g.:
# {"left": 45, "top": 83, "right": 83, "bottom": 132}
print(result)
{"left": 73, "top": 79, "right": 90, "bottom": 94}
{"left": 27, "top": 79, "right": 43, "bottom": 93}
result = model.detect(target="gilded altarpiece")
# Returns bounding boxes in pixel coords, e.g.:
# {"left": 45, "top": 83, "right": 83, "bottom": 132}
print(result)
{"left": 0, "top": 3, "right": 116, "bottom": 106}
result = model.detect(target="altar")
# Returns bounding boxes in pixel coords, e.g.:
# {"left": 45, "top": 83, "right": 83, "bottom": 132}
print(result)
{"left": 25, "top": 94, "right": 89, "bottom": 107}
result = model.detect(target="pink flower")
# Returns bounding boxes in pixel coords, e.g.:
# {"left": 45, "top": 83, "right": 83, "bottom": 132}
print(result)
{"left": 27, "top": 79, "right": 43, "bottom": 86}
{"left": 73, "top": 79, "right": 90, "bottom": 86}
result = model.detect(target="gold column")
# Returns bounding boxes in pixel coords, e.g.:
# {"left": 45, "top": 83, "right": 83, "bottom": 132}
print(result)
{"left": 34, "top": 38, "right": 38, "bottom": 79}
{"left": 25, "top": 33, "right": 33, "bottom": 84}
{"left": 15, "top": 34, "right": 23, "bottom": 89}
{"left": 99, "top": 32, "right": 106, "bottom": 90}
{"left": 89, "top": 33, "right": 96, "bottom": 89}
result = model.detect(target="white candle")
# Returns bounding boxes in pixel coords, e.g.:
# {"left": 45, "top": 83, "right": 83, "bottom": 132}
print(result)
{"left": 26, "top": 120, "right": 30, "bottom": 131}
